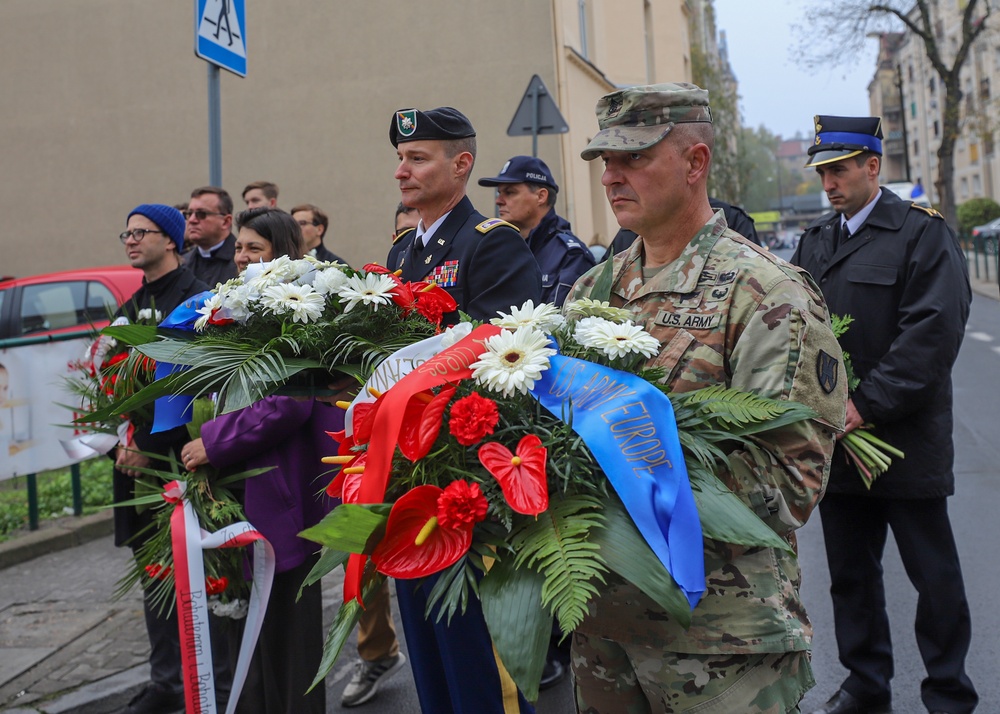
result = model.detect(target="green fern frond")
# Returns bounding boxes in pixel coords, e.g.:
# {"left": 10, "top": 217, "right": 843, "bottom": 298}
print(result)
{"left": 510, "top": 495, "right": 608, "bottom": 632}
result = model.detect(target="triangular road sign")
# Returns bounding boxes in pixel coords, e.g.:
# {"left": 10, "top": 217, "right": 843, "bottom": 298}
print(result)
{"left": 507, "top": 74, "right": 569, "bottom": 136}
{"left": 195, "top": 0, "right": 247, "bottom": 76}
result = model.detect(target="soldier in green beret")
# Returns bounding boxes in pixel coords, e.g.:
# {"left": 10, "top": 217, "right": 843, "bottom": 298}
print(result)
{"left": 567, "top": 82, "right": 848, "bottom": 713}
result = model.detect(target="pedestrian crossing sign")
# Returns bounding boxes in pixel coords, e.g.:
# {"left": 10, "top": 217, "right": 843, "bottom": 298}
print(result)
{"left": 195, "top": 0, "right": 247, "bottom": 77}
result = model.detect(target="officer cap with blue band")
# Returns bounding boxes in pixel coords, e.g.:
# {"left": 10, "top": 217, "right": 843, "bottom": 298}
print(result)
{"left": 805, "top": 115, "right": 883, "bottom": 168}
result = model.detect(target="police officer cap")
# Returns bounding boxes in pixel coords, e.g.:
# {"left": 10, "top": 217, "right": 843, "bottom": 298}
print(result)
{"left": 478, "top": 155, "right": 559, "bottom": 193}
{"left": 805, "top": 115, "right": 883, "bottom": 168}
{"left": 390, "top": 107, "right": 477, "bottom": 147}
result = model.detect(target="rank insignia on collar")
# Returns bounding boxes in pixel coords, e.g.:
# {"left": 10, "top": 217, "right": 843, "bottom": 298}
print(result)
{"left": 437, "top": 238, "right": 446, "bottom": 245}
{"left": 424, "top": 255, "right": 433, "bottom": 264}
{"left": 397, "top": 110, "right": 417, "bottom": 138}
{"left": 816, "top": 350, "right": 839, "bottom": 395}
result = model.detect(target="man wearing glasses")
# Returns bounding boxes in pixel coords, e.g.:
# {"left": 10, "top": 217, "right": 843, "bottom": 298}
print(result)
{"left": 183, "top": 186, "right": 239, "bottom": 286}
{"left": 115, "top": 204, "right": 219, "bottom": 714}
{"left": 290, "top": 202, "right": 346, "bottom": 264}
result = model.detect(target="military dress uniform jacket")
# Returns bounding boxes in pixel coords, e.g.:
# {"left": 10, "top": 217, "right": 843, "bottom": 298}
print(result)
{"left": 526, "top": 208, "right": 596, "bottom": 306}
{"left": 792, "top": 188, "right": 971, "bottom": 499}
{"left": 567, "top": 211, "right": 847, "bottom": 655}
{"left": 389, "top": 196, "right": 541, "bottom": 322}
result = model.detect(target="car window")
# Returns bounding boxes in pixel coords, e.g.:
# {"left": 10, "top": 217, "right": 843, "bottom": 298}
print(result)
{"left": 20, "top": 281, "right": 87, "bottom": 334}
{"left": 84, "top": 281, "right": 118, "bottom": 324}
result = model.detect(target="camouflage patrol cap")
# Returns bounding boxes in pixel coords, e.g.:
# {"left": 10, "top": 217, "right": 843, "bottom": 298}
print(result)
{"left": 581, "top": 83, "right": 713, "bottom": 161}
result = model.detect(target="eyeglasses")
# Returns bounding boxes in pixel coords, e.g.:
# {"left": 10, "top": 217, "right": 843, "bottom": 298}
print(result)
{"left": 119, "top": 228, "right": 163, "bottom": 243}
{"left": 182, "top": 209, "right": 226, "bottom": 221}
{"left": 296, "top": 220, "right": 318, "bottom": 227}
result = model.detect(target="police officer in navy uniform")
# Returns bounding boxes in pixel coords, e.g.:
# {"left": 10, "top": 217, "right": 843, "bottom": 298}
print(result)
{"left": 388, "top": 105, "right": 540, "bottom": 714}
{"left": 478, "top": 155, "right": 596, "bottom": 306}
{"left": 792, "top": 116, "right": 977, "bottom": 714}
{"left": 389, "top": 107, "right": 541, "bottom": 326}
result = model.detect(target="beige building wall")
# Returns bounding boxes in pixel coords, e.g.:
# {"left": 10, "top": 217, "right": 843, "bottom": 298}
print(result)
{"left": 2, "top": 0, "right": 694, "bottom": 279}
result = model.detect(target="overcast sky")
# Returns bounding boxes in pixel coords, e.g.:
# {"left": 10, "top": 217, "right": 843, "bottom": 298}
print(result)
{"left": 713, "top": 0, "right": 878, "bottom": 140}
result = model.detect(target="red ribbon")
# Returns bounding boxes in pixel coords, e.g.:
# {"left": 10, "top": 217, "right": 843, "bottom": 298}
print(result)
{"left": 344, "top": 324, "right": 500, "bottom": 604}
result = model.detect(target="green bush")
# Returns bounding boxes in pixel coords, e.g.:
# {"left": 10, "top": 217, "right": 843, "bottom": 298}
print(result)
{"left": 0, "top": 458, "right": 113, "bottom": 541}
{"left": 957, "top": 197, "right": 1000, "bottom": 235}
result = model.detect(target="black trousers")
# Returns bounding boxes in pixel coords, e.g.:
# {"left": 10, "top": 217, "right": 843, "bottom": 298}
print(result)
{"left": 819, "top": 494, "right": 978, "bottom": 713}
{"left": 229, "top": 556, "right": 325, "bottom": 714}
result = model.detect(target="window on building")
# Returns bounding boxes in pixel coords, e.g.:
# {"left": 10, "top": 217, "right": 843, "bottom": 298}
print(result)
{"left": 974, "top": 175, "right": 982, "bottom": 194}
{"left": 911, "top": 101, "right": 917, "bottom": 118}
{"left": 971, "top": 143, "right": 979, "bottom": 163}
{"left": 960, "top": 177, "right": 969, "bottom": 199}
{"left": 578, "top": 0, "right": 591, "bottom": 60}
{"left": 983, "top": 77, "right": 991, "bottom": 101}
{"left": 929, "top": 77, "right": 936, "bottom": 94}
{"left": 934, "top": 120, "right": 940, "bottom": 137}
{"left": 908, "top": 64, "right": 914, "bottom": 82}
{"left": 914, "top": 139, "right": 920, "bottom": 156}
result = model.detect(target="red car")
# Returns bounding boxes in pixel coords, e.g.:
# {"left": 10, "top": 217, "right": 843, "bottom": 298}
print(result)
{"left": 0, "top": 266, "right": 143, "bottom": 342}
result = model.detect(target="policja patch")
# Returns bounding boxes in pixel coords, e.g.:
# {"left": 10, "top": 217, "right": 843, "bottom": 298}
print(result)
{"left": 816, "top": 350, "right": 839, "bottom": 394}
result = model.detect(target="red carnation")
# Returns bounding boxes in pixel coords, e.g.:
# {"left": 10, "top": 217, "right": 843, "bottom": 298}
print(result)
{"left": 449, "top": 393, "right": 500, "bottom": 446}
{"left": 206, "top": 576, "right": 229, "bottom": 596}
{"left": 145, "top": 563, "right": 173, "bottom": 580}
{"left": 437, "top": 480, "right": 489, "bottom": 529}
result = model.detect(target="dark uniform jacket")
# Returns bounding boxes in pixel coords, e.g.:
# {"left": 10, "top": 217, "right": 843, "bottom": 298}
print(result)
{"left": 184, "top": 233, "right": 238, "bottom": 288}
{"left": 312, "top": 242, "right": 347, "bottom": 265}
{"left": 526, "top": 208, "right": 596, "bottom": 306}
{"left": 112, "top": 266, "right": 209, "bottom": 545}
{"left": 387, "top": 226, "right": 415, "bottom": 272}
{"left": 388, "top": 196, "right": 541, "bottom": 322}
{"left": 792, "top": 188, "right": 970, "bottom": 498}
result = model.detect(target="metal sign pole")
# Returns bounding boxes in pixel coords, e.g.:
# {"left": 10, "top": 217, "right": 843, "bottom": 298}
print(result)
{"left": 207, "top": 63, "right": 222, "bottom": 186}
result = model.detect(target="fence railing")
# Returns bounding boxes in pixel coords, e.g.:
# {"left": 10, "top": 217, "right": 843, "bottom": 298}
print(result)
{"left": 961, "top": 233, "right": 999, "bottom": 285}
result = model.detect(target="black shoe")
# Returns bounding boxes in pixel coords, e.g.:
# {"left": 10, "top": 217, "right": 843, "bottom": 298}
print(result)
{"left": 809, "top": 689, "right": 892, "bottom": 714}
{"left": 538, "top": 659, "right": 565, "bottom": 691}
{"left": 124, "top": 683, "right": 184, "bottom": 714}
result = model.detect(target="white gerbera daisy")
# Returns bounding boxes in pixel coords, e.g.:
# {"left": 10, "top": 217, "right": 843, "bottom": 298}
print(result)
{"left": 337, "top": 273, "right": 398, "bottom": 313}
{"left": 245, "top": 255, "right": 297, "bottom": 289}
{"left": 565, "top": 297, "right": 632, "bottom": 323}
{"left": 312, "top": 267, "right": 349, "bottom": 296}
{"left": 471, "top": 328, "right": 557, "bottom": 396}
{"left": 575, "top": 319, "right": 660, "bottom": 360}
{"left": 260, "top": 283, "right": 326, "bottom": 323}
{"left": 194, "top": 293, "right": 224, "bottom": 332}
{"left": 491, "top": 300, "right": 565, "bottom": 333}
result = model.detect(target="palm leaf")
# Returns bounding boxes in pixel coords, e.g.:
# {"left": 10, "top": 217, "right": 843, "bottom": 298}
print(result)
{"left": 509, "top": 495, "right": 607, "bottom": 632}
{"left": 310, "top": 573, "right": 385, "bottom": 691}
{"left": 479, "top": 552, "right": 551, "bottom": 703}
{"left": 298, "top": 547, "right": 349, "bottom": 599}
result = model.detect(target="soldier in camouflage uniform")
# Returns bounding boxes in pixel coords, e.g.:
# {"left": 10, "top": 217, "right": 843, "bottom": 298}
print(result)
{"left": 567, "top": 82, "right": 848, "bottom": 714}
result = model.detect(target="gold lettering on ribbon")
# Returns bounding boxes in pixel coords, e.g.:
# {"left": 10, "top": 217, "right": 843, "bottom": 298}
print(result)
{"left": 601, "top": 401, "right": 672, "bottom": 475}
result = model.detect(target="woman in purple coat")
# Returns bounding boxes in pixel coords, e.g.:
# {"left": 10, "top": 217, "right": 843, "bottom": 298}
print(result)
{"left": 180, "top": 208, "right": 342, "bottom": 713}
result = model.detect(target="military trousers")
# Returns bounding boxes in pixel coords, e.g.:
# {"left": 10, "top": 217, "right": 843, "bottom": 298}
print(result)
{"left": 571, "top": 631, "right": 813, "bottom": 713}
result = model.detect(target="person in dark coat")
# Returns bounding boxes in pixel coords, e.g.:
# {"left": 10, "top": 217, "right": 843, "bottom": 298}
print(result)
{"left": 183, "top": 186, "right": 239, "bottom": 288}
{"left": 607, "top": 197, "right": 760, "bottom": 258}
{"left": 477, "top": 155, "right": 596, "bottom": 306}
{"left": 387, "top": 106, "right": 540, "bottom": 713}
{"left": 113, "top": 204, "right": 213, "bottom": 714}
{"left": 791, "top": 115, "right": 977, "bottom": 714}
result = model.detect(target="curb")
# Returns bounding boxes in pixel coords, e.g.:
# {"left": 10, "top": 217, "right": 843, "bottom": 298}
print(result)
{"left": 0, "top": 510, "right": 113, "bottom": 572}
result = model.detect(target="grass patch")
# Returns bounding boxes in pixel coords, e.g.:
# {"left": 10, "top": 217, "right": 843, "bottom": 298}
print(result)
{"left": 0, "top": 459, "right": 113, "bottom": 542}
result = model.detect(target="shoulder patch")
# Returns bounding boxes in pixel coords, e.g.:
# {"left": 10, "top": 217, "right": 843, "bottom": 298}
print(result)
{"left": 910, "top": 203, "right": 943, "bottom": 219}
{"left": 554, "top": 231, "right": 587, "bottom": 251}
{"left": 392, "top": 226, "right": 416, "bottom": 245}
{"left": 475, "top": 218, "right": 518, "bottom": 234}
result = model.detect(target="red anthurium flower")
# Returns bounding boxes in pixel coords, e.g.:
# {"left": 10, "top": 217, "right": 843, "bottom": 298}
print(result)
{"left": 362, "top": 263, "right": 395, "bottom": 276}
{"left": 397, "top": 386, "right": 456, "bottom": 462}
{"left": 371, "top": 481, "right": 487, "bottom": 579}
{"left": 478, "top": 435, "right": 549, "bottom": 516}
{"left": 449, "top": 392, "right": 500, "bottom": 446}
{"left": 205, "top": 576, "right": 228, "bottom": 596}
{"left": 325, "top": 452, "right": 366, "bottom": 502}
{"left": 351, "top": 401, "right": 378, "bottom": 446}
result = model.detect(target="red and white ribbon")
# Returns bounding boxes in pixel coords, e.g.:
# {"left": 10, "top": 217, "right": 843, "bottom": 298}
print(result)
{"left": 164, "top": 480, "right": 274, "bottom": 714}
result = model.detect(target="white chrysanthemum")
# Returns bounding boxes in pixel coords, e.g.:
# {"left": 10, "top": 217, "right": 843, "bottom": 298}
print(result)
{"left": 135, "top": 308, "right": 163, "bottom": 323}
{"left": 575, "top": 319, "right": 660, "bottom": 360}
{"left": 337, "top": 273, "right": 398, "bottom": 313}
{"left": 218, "top": 283, "right": 257, "bottom": 322}
{"left": 312, "top": 267, "right": 350, "bottom": 296}
{"left": 260, "top": 283, "right": 326, "bottom": 323}
{"left": 440, "top": 321, "right": 474, "bottom": 349}
{"left": 491, "top": 300, "right": 565, "bottom": 333}
{"left": 471, "top": 328, "right": 557, "bottom": 396}
{"left": 565, "top": 297, "right": 632, "bottom": 323}
{"left": 194, "top": 293, "right": 224, "bottom": 332}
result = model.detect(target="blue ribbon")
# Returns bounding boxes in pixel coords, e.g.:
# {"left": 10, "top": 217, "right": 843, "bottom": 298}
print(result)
{"left": 529, "top": 354, "right": 705, "bottom": 609}
{"left": 150, "top": 292, "right": 214, "bottom": 433}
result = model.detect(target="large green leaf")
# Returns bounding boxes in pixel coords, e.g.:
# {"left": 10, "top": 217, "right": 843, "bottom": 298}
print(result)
{"left": 102, "top": 323, "right": 160, "bottom": 345}
{"left": 586, "top": 241, "right": 617, "bottom": 302}
{"left": 309, "top": 574, "right": 385, "bottom": 691}
{"left": 298, "top": 504, "right": 390, "bottom": 554}
{"left": 689, "top": 469, "right": 792, "bottom": 552}
{"left": 590, "top": 498, "right": 693, "bottom": 628}
{"left": 298, "top": 547, "right": 350, "bottom": 599}
{"left": 479, "top": 553, "right": 551, "bottom": 703}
